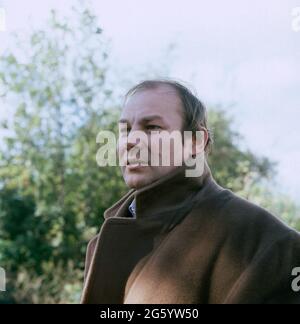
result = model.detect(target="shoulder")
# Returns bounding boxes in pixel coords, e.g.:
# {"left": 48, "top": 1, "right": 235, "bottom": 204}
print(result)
{"left": 189, "top": 189, "right": 300, "bottom": 303}
{"left": 190, "top": 187, "right": 300, "bottom": 258}
{"left": 220, "top": 190, "right": 296, "bottom": 239}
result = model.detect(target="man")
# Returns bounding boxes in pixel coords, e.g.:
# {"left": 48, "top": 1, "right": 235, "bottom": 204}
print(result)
{"left": 81, "top": 80, "right": 300, "bottom": 304}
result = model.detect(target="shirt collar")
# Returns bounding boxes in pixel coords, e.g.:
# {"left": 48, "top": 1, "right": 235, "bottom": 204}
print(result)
{"left": 128, "top": 199, "right": 136, "bottom": 218}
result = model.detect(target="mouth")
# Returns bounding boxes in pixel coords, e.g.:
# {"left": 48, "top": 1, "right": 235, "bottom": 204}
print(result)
{"left": 126, "top": 164, "right": 142, "bottom": 171}
{"left": 126, "top": 160, "right": 148, "bottom": 171}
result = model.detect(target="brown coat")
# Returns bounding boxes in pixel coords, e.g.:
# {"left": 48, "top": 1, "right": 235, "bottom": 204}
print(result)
{"left": 81, "top": 164, "right": 300, "bottom": 304}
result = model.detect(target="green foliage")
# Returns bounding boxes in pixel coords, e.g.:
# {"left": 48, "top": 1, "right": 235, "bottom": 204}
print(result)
{"left": 0, "top": 5, "right": 126, "bottom": 303}
{"left": 236, "top": 179, "right": 300, "bottom": 230}
{"left": 208, "top": 109, "right": 275, "bottom": 191}
{"left": 208, "top": 109, "right": 300, "bottom": 229}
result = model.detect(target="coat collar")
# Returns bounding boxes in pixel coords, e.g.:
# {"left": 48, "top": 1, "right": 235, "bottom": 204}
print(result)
{"left": 81, "top": 160, "right": 225, "bottom": 304}
{"left": 103, "top": 160, "right": 222, "bottom": 229}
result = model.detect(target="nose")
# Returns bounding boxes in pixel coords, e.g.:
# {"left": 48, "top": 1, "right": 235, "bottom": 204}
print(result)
{"left": 127, "top": 129, "right": 141, "bottom": 151}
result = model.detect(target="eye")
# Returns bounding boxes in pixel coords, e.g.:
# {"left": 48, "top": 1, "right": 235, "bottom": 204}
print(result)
{"left": 146, "top": 125, "right": 162, "bottom": 131}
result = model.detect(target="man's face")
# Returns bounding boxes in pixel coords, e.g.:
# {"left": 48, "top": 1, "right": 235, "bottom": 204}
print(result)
{"left": 118, "top": 85, "right": 184, "bottom": 189}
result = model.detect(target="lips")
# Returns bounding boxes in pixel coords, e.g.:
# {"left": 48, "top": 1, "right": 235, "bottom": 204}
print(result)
{"left": 127, "top": 159, "right": 148, "bottom": 166}
{"left": 126, "top": 159, "right": 148, "bottom": 171}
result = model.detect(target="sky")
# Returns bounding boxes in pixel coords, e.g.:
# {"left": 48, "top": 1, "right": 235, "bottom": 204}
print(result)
{"left": 0, "top": 0, "right": 299, "bottom": 201}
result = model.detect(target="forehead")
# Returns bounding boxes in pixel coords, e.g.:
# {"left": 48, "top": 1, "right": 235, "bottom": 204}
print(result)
{"left": 121, "top": 85, "right": 183, "bottom": 121}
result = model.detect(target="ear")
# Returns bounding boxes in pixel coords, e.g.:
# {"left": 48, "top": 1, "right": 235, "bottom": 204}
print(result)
{"left": 192, "top": 127, "right": 208, "bottom": 157}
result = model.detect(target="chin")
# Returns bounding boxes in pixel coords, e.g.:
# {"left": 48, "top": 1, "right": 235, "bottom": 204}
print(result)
{"left": 123, "top": 170, "right": 156, "bottom": 189}
{"left": 125, "top": 176, "right": 150, "bottom": 189}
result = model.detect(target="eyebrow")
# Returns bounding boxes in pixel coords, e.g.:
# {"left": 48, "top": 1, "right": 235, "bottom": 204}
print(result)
{"left": 119, "top": 115, "right": 165, "bottom": 124}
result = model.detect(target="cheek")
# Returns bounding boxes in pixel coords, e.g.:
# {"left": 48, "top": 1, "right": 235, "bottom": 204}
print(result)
{"left": 149, "top": 134, "right": 162, "bottom": 156}
{"left": 149, "top": 134, "right": 182, "bottom": 166}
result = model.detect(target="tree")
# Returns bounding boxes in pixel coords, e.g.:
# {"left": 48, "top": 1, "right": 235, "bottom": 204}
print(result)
{"left": 208, "top": 109, "right": 274, "bottom": 191}
{"left": 207, "top": 109, "right": 299, "bottom": 228}
{"left": 0, "top": 5, "right": 125, "bottom": 303}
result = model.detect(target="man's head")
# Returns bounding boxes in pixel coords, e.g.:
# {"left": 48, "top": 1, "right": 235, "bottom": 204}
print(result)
{"left": 118, "top": 80, "right": 212, "bottom": 189}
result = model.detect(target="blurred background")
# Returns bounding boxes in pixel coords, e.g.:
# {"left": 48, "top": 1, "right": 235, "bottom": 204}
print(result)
{"left": 0, "top": 0, "right": 299, "bottom": 303}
